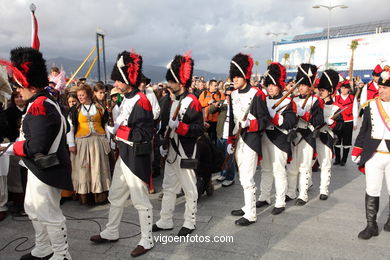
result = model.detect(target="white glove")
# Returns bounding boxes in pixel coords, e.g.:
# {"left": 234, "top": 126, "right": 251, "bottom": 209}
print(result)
{"left": 110, "top": 140, "right": 116, "bottom": 150}
{"left": 160, "top": 146, "right": 168, "bottom": 157}
{"left": 168, "top": 118, "right": 179, "bottom": 129}
{"left": 106, "top": 126, "right": 115, "bottom": 135}
{"left": 227, "top": 144, "right": 234, "bottom": 155}
{"left": 325, "top": 118, "right": 334, "bottom": 126}
{"left": 351, "top": 155, "right": 360, "bottom": 164}
{"left": 296, "top": 106, "right": 306, "bottom": 117}
{"left": 239, "top": 119, "right": 250, "bottom": 129}
{"left": 107, "top": 123, "right": 120, "bottom": 135}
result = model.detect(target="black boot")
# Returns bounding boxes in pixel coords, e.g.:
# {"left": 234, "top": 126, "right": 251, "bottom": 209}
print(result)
{"left": 334, "top": 147, "right": 341, "bottom": 165}
{"left": 340, "top": 148, "right": 350, "bottom": 166}
{"left": 358, "top": 194, "right": 379, "bottom": 240}
{"left": 384, "top": 196, "right": 390, "bottom": 232}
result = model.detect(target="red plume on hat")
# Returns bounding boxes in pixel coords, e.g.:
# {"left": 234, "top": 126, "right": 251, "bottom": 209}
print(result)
{"left": 0, "top": 59, "right": 29, "bottom": 88}
{"left": 179, "top": 51, "right": 193, "bottom": 86}
{"left": 274, "top": 62, "right": 286, "bottom": 88}
{"left": 246, "top": 55, "right": 253, "bottom": 80}
{"left": 127, "top": 52, "right": 141, "bottom": 86}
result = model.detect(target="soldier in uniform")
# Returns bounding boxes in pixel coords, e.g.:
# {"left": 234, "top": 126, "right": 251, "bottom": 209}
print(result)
{"left": 286, "top": 63, "right": 325, "bottom": 206}
{"left": 153, "top": 53, "right": 204, "bottom": 236}
{"left": 334, "top": 80, "right": 354, "bottom": 166}
{"left": 89, "top": 51, "right": 155, "bottom": 257}
{"left": 316, "top": 69, "right": 344, "bottom": 200}
{"left": 352, "top": 66, "right": 390, "bottom": 240}
{"left": 0, "top": 47, "right": 73, "bottom": 260}
{"left": 227, "top": 53, "right": 270, "bottom": 226}
{"left": 257, "top": 62, "right": 297, "bottom": 215}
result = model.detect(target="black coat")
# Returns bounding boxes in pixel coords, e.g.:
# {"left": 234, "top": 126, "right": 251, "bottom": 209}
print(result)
{"left": 158, "top": 94, "right": 172, "bottom": 138}
{"left": 4, "top": 105, "right": 26, "bottom": 142}
{"left": 355, "top": 102, "right": 390, "bottom": 171}
{"left": 14, "top": 90, "right": 72, "bottom": 190}
{"left": 265, "top": 94, "right": 297, "bottom": 158}
{"left": 117, "top": 89, "right": 154, "bottom": 184}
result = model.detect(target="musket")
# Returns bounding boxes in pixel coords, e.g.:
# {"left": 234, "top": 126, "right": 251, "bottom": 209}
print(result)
{"left": 301, "top": 76, "right": 318, "bottom": 109}
{"left": 221, "top": 104, "right": 251, "bottom": 170}
{"left": 272, "top": 77, "right": 303, "bottom": 109}
{"left": 161, "top": 96, "right": 184, "bottom": 163}
{"left": 301, "top": 87, "right": 314, "bottom": 109}
{"left": 313, "top": 106, "right": 349, "bottom": 133}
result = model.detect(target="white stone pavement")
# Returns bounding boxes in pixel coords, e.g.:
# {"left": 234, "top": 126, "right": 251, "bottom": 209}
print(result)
{"left": 1, "top": 159, "right": 390, "bottom": 260}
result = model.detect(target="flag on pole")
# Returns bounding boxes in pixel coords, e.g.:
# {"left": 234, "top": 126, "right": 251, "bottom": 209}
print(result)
{"left": 30, "top": 3, "right": 40, "bottom": 50}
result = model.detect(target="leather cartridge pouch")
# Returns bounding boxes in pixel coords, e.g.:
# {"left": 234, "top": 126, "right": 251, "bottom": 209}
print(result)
{"left": 179, "top": 141, "right": 198, "bottom": 169}
{"left": 33, "top": 153, "right": 60, "bottom": 170}
{"left": 180, "top": 158, "right": 199, "bottom": 169}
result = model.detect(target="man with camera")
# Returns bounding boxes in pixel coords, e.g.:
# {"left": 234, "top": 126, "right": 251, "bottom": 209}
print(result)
{"left": 199, "top": 79, "right": 225, "bottom": 144}
{"left": 210, "top": 84, "right": 236, "bottom": 187}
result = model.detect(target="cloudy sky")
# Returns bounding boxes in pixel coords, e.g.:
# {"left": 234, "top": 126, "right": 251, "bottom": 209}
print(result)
{"left": 0, "top": 0, "right": 388, "bottom": 73}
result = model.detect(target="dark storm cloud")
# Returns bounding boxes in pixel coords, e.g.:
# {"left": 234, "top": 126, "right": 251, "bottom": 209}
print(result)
{"left": 0, "top": 0, "right": 388, "bottom": 73}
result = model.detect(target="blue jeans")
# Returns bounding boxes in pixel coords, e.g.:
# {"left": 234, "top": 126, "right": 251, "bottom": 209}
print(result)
{"left": 216, "top": 138, "right": 236, "bottom": 181}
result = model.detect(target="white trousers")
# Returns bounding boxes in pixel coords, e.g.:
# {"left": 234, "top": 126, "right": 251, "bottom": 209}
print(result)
{"left": 100, "top": 157, "right": 154, "bottom": 249}
{"left": 259, "top": 134, "right": 288, "bottom": 208}
{"left": 316, "top": 139, "right": 333, "bottom": 196}
{"left": 0, "top": 176, "right": 7, "bottom": 212}
{"left": 365, "top": 152, "right": 390, "bottom": 197}
{"left": 287, "top": 139, "right": 313, "bottom": 202}
{"left": 156, "top": 145, "right": 198, "bottom": 230}
{"left": 235, "top": 137, "right": 258, "bottom": 221}
{"left": 24, "top": 171, "right": 71, "bottom": 260}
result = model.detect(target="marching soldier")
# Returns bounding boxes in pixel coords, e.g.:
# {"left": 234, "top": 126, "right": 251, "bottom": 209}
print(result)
{"left": 257, "top": 62, "right": 297, "bottom": 215}
{"left": 0, "top": 47, "right": 73, "bottom": 260}
{"left": 286, "top": 63, "right": 325, "bottom": 206}
{"left": 334, "top": 80, "right": 354, "bottom": 166}
{"left": 90, "top": 51, "right": 155, "bottom": 257}
{"left": 316, "top": 69, "right": 344, "bottom": 200}
{"left": 153, "top": 53, "right": 204, "bottom": 236}
{"left": 228, "top": 53, "right": 270, "bottom": 225}
{"left": 352, "top": 66, "right": 390, "bottom": 240}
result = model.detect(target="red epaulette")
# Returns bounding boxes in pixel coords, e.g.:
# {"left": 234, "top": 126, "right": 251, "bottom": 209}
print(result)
{"left": 28, "top": 96, "right": 47, "bottom": 116}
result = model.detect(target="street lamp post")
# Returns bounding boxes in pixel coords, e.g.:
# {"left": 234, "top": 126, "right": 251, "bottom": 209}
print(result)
{"left": 312, "top": 2, "right": 348, "bottom": 69}
{"left": 266, "top": 32, "right": 287, "bottom": 61}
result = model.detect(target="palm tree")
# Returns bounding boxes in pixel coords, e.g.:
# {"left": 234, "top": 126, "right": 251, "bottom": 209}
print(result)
{"left": 349, "top": 40, "right": 359, "bottom": 88}
{"left": 266, "top": 59, "right": 272, "bottom": 66}
{"left": 283, "top": 53, "right": 290, "bottom": 66}
{"left": 255, "top": 60, "right": 259, "bottom": 80}
{"left": 308, "top": 46, "right": 316, "bottom": 63}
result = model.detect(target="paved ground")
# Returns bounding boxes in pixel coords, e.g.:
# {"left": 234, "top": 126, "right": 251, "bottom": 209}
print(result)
{"left": 1, "top": 158, "right": 390, "bottom": 259}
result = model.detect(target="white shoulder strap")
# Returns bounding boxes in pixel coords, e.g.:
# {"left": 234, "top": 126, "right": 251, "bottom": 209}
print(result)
{"left": 45, "top": 99, "right": 65, "bottom": 154}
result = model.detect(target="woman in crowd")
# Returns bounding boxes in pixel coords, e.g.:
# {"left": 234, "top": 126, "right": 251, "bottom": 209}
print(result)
{"left": 68, "top": 84, "right": 111, "bottom": 205}
{"left": 61, "top": 92, "right": 79, "bottom": 204}
{"left": 3, "top": 91, "right": 27, "bottom": 216}
{"left": 93, "top": 83, "right": 108, "bottom": 109}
